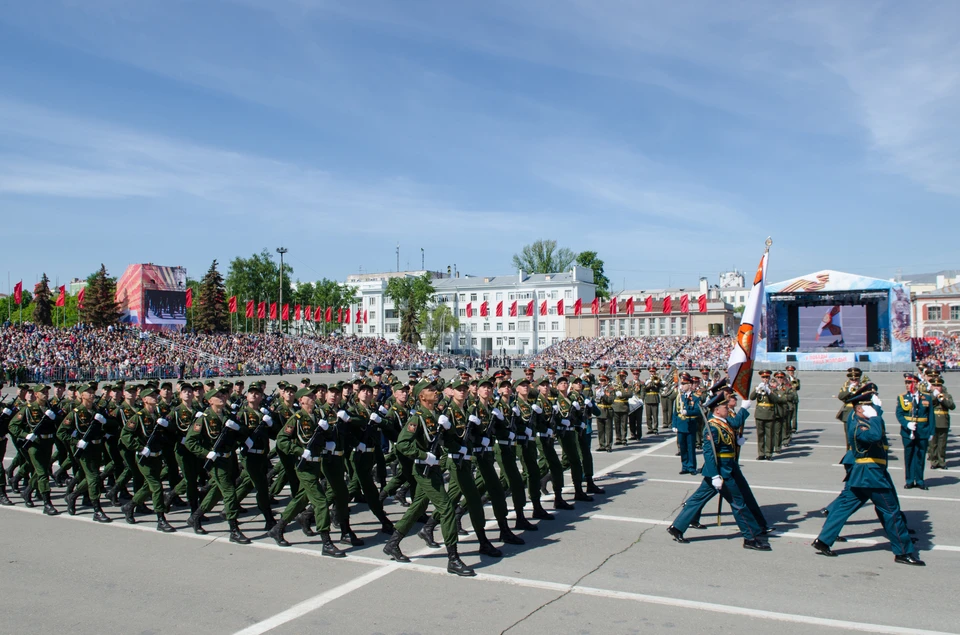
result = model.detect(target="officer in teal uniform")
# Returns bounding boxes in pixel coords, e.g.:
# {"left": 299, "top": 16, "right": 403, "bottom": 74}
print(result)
{"left": 813, "top": 383, "right": 924, "bottom": 565}
{"left": 667, "top": 391, "right": 770, "bottom": 551}
{"left": 897, "top": 373, "right": 935, "bottom": 489}
{"left": 672, "top": 374, "right": 700, "bottom": 475}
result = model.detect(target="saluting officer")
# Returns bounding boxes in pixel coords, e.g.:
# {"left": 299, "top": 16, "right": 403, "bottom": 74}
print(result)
{"left": 929, "top": 377, "right": 954, "bottom": 469}
{"left": 897, "top": 373, "right": 935, "bottom": 489}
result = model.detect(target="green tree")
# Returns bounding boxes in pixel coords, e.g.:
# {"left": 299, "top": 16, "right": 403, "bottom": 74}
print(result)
{"left": 81, "top": 264, "right": 120, "bottom": 328}
{"left": 419, "top": 304, "right": 459, "bottom": 351}
{"left": 225, "top": 248, "right": 294, "bottom": 331}
{"left": 32, "top": 274, "right": 53, "bottom": 326}
{"left": 575, "top": 251, "right": 610, "bottom": 299}
{"left": 194, "top": 260, "right": 229, "bottom": 333}
{"left": 512, "top": 239, "right": 577, "bottom": 274}
{"left": 385, "top": 273, "right": 435, "bottom": 345}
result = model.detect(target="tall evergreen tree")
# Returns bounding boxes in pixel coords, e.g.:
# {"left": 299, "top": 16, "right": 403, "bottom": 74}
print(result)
{"left": 81, "top": 264, "right": 120, "bottom": 327}
{"left": 33, "top": 273, "right": 53, "bottom": 327}
{"left": 195, "top": 260, "right": 229, "bottom": 333}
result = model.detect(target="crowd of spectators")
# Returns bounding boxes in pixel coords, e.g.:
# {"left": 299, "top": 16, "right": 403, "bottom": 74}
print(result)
{"left": 531, "top": 335, "right": 734, "bottom": 370}
{"left": 915, "top": 336, "right": 960, "bottom": 370}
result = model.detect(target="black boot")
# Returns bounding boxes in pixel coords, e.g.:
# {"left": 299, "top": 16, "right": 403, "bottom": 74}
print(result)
{"left": 585, "top": 479, "right": 605, "bottom": 495}
{"left": 229, "top": 519, "right": 251, "bottom": 545}
{"left": 163, "top": 490, "right": 185, "bottom": 510}
{"left": 446, "top": 544, "right": 476, "bottom": 576}
{"left": 330, "top": 505, "right": 340, "bottom": 529}
{"left": 66, "top": 491, "right": 79, "bottom": 516}
{"left": 539, "top": 474, "right": 551, "bottom": 496}
{"left": 573, "top": 485, "right": 594, "bottom": 502}
{"left": 92, "top": 501, "right": 112, "bottom": 523}
{"left": 383, "top": 530, "right": 410, "bottom": 562}
{"left": 553, "top": 495, "right": 574, "bottom": 511}
{"left": 186, "top": 510, "right": 207, "bottom": 535}
{"left": 532, "top": 501, "right": 554, "bottom": 520}
{"left": 53, "top": 467, "right": 69, "bottom": 487}
{"left": 12, "top": 469, "right": 24, "bottom": 491}
{"left": 377, "top": 513, "right": 395, "bottom": 535}
{"left": 498, "top": 519, "right": 525, "bottom": 545}
{"left": 104, "top": 486, "right": 120, "bottom": 507}
{"left": 42, "top": 492, "right": 59, "bottom": 516}
{"left": 263, "top": 510, "right": 278, "bottom": 532}
{"left": 157, "top": 513, "right": 176, "bottom": 533}
{"left": 476, "top": 529, "right": 503, "bottom": 557}
{"left": 269, "top": 518, "right": 291, "bottom": 547}
{"left": 320, "top": 531, "right": 346, "bottom": 558}
{"left": 21, "top": 482, "right": 35, "bottom": 508}
{"left": 296, "top": 509, "right": 316, "bottom": 537}
{"left": 396, "top": 484, "right": 410, "bottom": 507}
{"left": 514, "top": 509, "right": 537, "bottom": 531}
{"left": 122, "top": 501, "right": 137, "bottom": 524}
{"left": 339, "top": 523, "right": 365, "bottom": 547}
{"left": 378, "top": 489, "right": 389, "bottom": 505}
{"left": 418, "top": 517, "right": 441, "bottom": 548}
{"left": 454, "top": 505, "right": 469, "bottom": 536}
{"left": 0, "top": 485, "right": 13, "bottom": 506}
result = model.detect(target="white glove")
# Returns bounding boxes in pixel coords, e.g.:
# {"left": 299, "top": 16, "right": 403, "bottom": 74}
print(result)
{"left": 573, "top": 402, "right": 581, "bottom": 411}
{"left": 45, "top": 409, "right": 57, "bottom": 419}
{"left": 157, "top": 418, "right": 169, "bottom": 428}
{"left": 552, "top": 404, "right": 560, "bottom": 413}
{"left": 206, "top": 451, "right": 218, "bottom": 461}
{"left": 26, "top": 433, "right": 37, "bottom": 442}
{"left": 318, "top": 420, "right": 329, "bottom": 431}
{"left": 325, "top": 441, "right": 336, "bottom": 451}
{"left": 379, "top": 405, "right": 389, "bottom": 415}
{"left": 438, "top": 415, "right": 452, "bottom": 430}
{"left": 492, "top": 407, "right": 504, "bottom": 420}
{"left": 231, "top": 403, "right": 239, "bottom": 410}
{"left": 302, "top": 449, "right": 312, "bottom": 460}
{"left": 225, "top": 420, "right": 240, "bottom": 431}
{"left": 94, "top": 413, "right": 107, "bottom": 424}
{"left": 740, "top": 400, "right": 753, "bottom": 411}
{"left": 195, "top": 411, "right": 204, "bottom": 418}
{"left": 1, "top": 407, "right": 11, "bottom": 416}
{"left": 546, "top": 428, "right": 554, "bottom": 436}
{"left": 105, "top": 433, "right": 113, "bottom": 439}
{"left": 71, "top": 429, "right": 78, "bottom": 438}
{"left": 512, "top": 406, "right": 521, "bottom": 415}
{"left": 711, "top": 476, "right": 723, "bottom": 490}
{"left": 262, "top": 415, "right": 273, "bottom": 427}
{"left": 481, "top": 437, "right": 490, "bottom": 447}
{"left": 561, "top": 418, "right": 570, "bottom": 427}
{"left": 425, "top": 452, "right": 439, "bottom": 466}
{"left": 337, "top": 410, "right": 350, "bottom": 422}
{"left": 244, "top": 437, "right": 254, "bottom": 449}
{"left": 616, "top": 391, "right": 623, "bottom": 398}
{"left": 468, "top": 415, "right": 482, "bottom": 425}
{"left": 672, "top": 427, "right": 678, "bottom": 433}
{"left": 584, "top": 399, "right": 593, "bottom": 407}
{"left": 77, "top": 439, "right": 88, "bottom": 450}
{"left": 525, "top": 427, "right": 533, "bottom": 436}
{"left": 532, "top": 404, "right": 543, "bottom": 414}
{"left": 140, "top": 447, "right": 151, "bottom": 457}
{"left": 871, "top": 394, "right": 882, "bottom": 407}
{"left": 907, "top": 421, "right": 917, "bottom": 431}
{"left": 736, "top": 436, "right": 746, "bottom": 446}
{"left": 357, "top": 443, "right": 366, "bottom": 452}
{"left": 260, "top": 407, "right": 270, "bottom": 415}
{"left": 370, "top": 413, "right": 382, "bottom": 424}
{"left": 455, "top": 445, "right": 466, "bottom": 455}
{"left": 508, "top": 431, "right": 515, "bottom": 440}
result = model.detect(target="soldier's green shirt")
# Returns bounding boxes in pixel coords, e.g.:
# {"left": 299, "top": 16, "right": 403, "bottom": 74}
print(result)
{"left": 184, "top": 407, "right": 238, "bottom": 459}
{"left": 121, "top": 407, "right": 165, "bottom": 454}
{"left": 933, "top": 390, "right": 955, "bottom": 429}
{"left": 395, "top": 404, "right": 441, "bottom": 462}
{"left": 276, "top": 408, "right": 320, "bottom": 458}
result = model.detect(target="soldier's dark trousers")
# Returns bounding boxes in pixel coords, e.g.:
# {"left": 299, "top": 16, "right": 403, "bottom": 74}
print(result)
{"left": 536, "top": 436, "right": 565, "bottom": 494}
{"left": 383, "top": 454, "right": 415, "bottom": 496}
{"left": 395, "top": 466, "right": 457, "bottom": 545}
{"left": 494, "top": 442, "right": 526, "bottom": 513}
{"left": 645, "top": 404, "right": 659, "bottom": 432}
{"left": 269, "top": 447, "right": 300, "bottom": 499}
{"left": 173, "top": 443, "right": 201, "bottom": 510}
{"left": 673, "top": 474, "right": 761, "bottom": 540}
{"left": 596, "top": 413, "right": 613, "bottom": 450}
{"left": 557, "top": 429, "right": 584, "bottom": 488}
{"left": 757, "top": 420, "right": 774, "bottom": 458}
{"left": 350, "top": 449, "right": 389, "bottom": 521}
{"left": 132, "top": 455, "right": 167, "bottom": 513}
{"left": 903, "top": 438, "right": 928, "bottom": 486}
{"left": 280, "top": 461, "right": 331, "bottom": 531}
{"left": 27, "top": 441, "right": 54, "bottom": 495}
{"left": 613, "top": 412, "right": 628, "bottom": 443}
{"left": 72, "top": 444, "right": 104, "bottom": 501}
{"left": 231, "top": 453, "right": 273, "bottom": 517}
{"left": 930, "top": 428, "right": 948, "bottom": 468}
{"left": 205, "top": 457, "right": 240, "bottom": 520}
{"left": 518, "top": 440, "right": 542, "bottom": 505}
{"left": 446, "top": 457, "right": 487, "bottom": 532}
{"left": 322, "top": 455, "right": 350, "bottom": 527}
{"left": 817, "top": 486, "right": 913, "bottom": 555}
{"left": 678, "top": 431, "right": 697, "bottom": 474}
{"left": 474, "top": 449, "right": 509, "bottom": 523}
{"left": 628, "top": 410, "right": 641, "bottom": 439}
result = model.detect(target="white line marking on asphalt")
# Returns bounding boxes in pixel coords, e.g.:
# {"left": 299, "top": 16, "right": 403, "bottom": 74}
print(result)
{"left": 646, "top": 479, "right": 960, "bottom": 502}
{"left": 592, "top": 436, "right": 677, "bottom": 477}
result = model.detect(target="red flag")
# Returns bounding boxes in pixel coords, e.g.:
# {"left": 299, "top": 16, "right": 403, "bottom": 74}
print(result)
{"left": 557, "top": 299, "right": 564, "bottom": 316}
{"left": 337, "top": 307, "right": 343, "bottom": 323}
{"left": 540, "top": 300, "right": 547, "bottom": 316}
{"left": 509, "top": 301, "right": 517, "bottom": 317}
{"left": 77, "top": 287, "right": 85, "bottom": 309}
{"left": 315, "top": 306, "right": 323, "bottom": 322}
{"left": 363, "top": 310, "right": 368, "bottom": 324}
{"left": 645, "top": 296, "right": 653, "bottom": 312}
{"left": 496, "top": 301, "right": 503, "bottom": 317}
{"left": 698, "top": 294, "right": 707, "bottom": 313}
{"left": 574, "top": 298, "right": 582, "bottom": 316}
{"left": 590, "top": 298, "right": 599, "bottom": 315}
{"left": 355, "top": 308, "right": 362, "bottom": 323}
{"left": 185, "top": 288, "right": 193, "bottom": 308}
{"left": 13, "top": 281, "right": 22, "bottom": 305}
{"left": 526, "top": 300, "right": 534, "bottom": 317}
{"left": 609, "top": 297, "right": 617, "bottom": 315}
{"left": 480, "top": 301, "right": 488, "bottom": 317}
{"left": 680, "top": 295, "right": 690, "bottom": 313}
{"left": 294, "top": 305, "right": 301, "bottom": 320}
{"left": 324, "top": 307, "right": 331, "bottom": 322}
{"left": 269, "top": 303, "right": 277, "bottom": 320}
{"left": 663, "top": 296, "right": 672, "bottom": 314}
{"left": 257, "top": 302, "right": 266, "bottom": 319}
{"left": 306, "top": 305, "right": 313, "bottom": 321}
{"left": 246, "top": 300, "right": 254, "bottom": 318}
{"left": 55, "top": 286, "right": 66, "bottom": 307}
{"left": 281, "top": 304, "right": 289, "bottom": 321}
{"left": 625, "top": 297, "right": 635, "bottom": 316}
{"left": 346, "top": 307, "right": 352, "bottom": 324}
{"left": 466, "top": 302, "right": 473, "bottom": 318}
{"left": 228, "top": 296, "right": 237, "bottom": 313}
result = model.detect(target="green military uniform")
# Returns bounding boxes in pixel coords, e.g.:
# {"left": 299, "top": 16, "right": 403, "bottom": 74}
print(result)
{"left": 772, "top": 372, "right": 793, "bottom": 452}
{"left": 750, "top": 372, "right": 782, "bottom": 460}
{"left": 786, "top": 367, "right": 801, "bottom": 433}
{"left": 119, "top": 389, "right": 174, "bottom": 531}
{"left": 661, "top": 379, "right": 677, "bottom": 434}
{"left": 268, "top": 396, "right": 299, "bottom": 498}
{"left": 315, "top": 398, "right": 361, "bottom": 546}
{"left": 223, "top": 397, "right": 276, "bottom": 529}
{"left": 62, "top": 385, "right": 111, "bottom": 522}
{"left": 595, "top": 377, "right": 614, "bottom": 451}
{"left": 568, "top": 382, "right": 603, "bottom": 495}
{"left": 10, "top": 387, "right": 60, "bottom": 513}
{"left": 535, "top": 382, "right": 573, "bottom": 510}
{"left": 168, "top": 395, "right": 202, "bottom": 514}
{"left": 345, "top": 395, "right": 394, "bottom": 533}
{"left": 513, "top": 387, "right": 551, "bottom": 520}
{"left": 490, "top": 387, "right": 536, "bottom": 530}
{"left": 642, "top": 370, "right": 663, "bottom": 433}
{"left": 929, "top": 379, "right": 954, "bottom": 469}
{"left": 609, "top": 372, "right": 632, "bottom": 445}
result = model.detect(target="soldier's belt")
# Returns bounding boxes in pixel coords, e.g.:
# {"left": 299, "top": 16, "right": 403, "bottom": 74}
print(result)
{"left": 515, "top": 435, "right": 528, "bottom": 442}
{"left": 599, "top": 404, "right": 612, "bottom": 409}
{"left": 537, "top": 432, "right": 554, "bottom": 438}
{"left": 678, "top": 415, "right": 696, "bottom": 420}
{"left": 37, "top": 434, "right": 54, "bottom": 439}
{"left": 321, "top": 450, "right": 343, "bottom": 457}
{"left": 756, "top": 403, "right": 772, "bottom": 408}
{"left": 905, "top": 417, "right": 928, "bottom": 422}
{"left": 301, "top": 455, "right": 322, "bottom": 462}
{"left": 614, "top": 399, "right": 627, "bottom": 403}
{"left": 141, "top": 450, "right": 161, "bottom": 458}
{"left": 497, "top": 439, "right": 513, "bottom": 446}
{"left": 855, "top": 457, "right": 886, "bottom": 465}
{"left": 83, "top": 439, "right": 103, "bottom": 445}
{"left": 355, "top": 447, "right": 375, "bottom": 453}
{"left": 717, "top": 452, "right": 736, "bottom": 458}
{"left": 473, "top": 446, "right": 494, "bottom": 453}
{"left": 449, "top": 452, "right": 473, "bottom": 461}
{"left": 935, "top": 409, "right": 949, "bottom": 415}
{"left": 246, "top": 448, "right": 265, "bottom": 455}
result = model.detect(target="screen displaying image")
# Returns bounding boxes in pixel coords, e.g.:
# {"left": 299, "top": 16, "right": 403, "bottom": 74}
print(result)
{"left": 798, "top": 304, "right": 867, "bottom": 350}
{"left": 144, "top": 290, "right": 187, "bottom": 326}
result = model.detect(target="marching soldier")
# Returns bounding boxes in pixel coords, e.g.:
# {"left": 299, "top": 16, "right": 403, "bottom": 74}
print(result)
{"left": 119, "top": 387, "right": 174, "bottom": 531}
{"left": 785, "top": 365, "right": 801, "bottom": 435}
{"left": 63, "top": 382, "right": 112, "bottom": 522}
{"left": 628, "top": 368, "right": 643, "bottom": 440}
{"left": 642, "top": 366, "right": 662, "bottom": 434}
{"left": 553, "top": 375, "right": 593, "bottom": 503}
{"left": 929, "top": 377, "right": 954, "bottom": 469}
{"left": 535, "top": 377, "right": 574, "bottom": 510}
{"left": 345, "top": 383, "right": 395, "bottom": 534}
{"left": 672, "top": 374, "right": 700, "bottom": 475}
{"left": 570, "top": 377, "right": 604, "bottom": 494}
{"left": 513, "top": 378, "right": 553, "bottom": 521}
{"left": 750, "top": 370, "right": 781, "bottom": 461}
{"left": 610, "top": 370, "right": 631, "bottom": 446}
{"left": 660, "top": 373, "right": 677, "bottom": 433}
{"left": 897, "top": 373, "right": 935, "bottom": 489}
{"left": 167, "top": 383, "right": 203, "bottom": 523}
{"left": 595, "top": 374, "right": 614, "bottom": 452}
{"left": 10, "top": 384, "right": 61, "bottom": 514}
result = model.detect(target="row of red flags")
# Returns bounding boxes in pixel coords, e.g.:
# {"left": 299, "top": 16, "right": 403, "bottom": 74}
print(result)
{"left": 463, "top": 294, "right": 709, "bottom": 317}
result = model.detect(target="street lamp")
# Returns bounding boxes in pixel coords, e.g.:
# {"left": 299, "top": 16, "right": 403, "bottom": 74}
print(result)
{"left": 276, "top": 247, "right": 288, "bottom": 335}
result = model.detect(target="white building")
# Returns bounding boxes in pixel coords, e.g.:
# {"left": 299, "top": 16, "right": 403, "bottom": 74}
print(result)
{"left": 343, "top": 267, "right": 597, "bottom": 356}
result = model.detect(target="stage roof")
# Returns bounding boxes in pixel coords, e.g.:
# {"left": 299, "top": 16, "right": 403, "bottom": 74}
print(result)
{"left": 767, "top": 270, "right": 898, "bottom": 294}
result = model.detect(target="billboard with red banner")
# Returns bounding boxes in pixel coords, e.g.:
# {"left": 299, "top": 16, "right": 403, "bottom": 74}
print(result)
{"left": 115, "top": 263, "right": 188, "bottom": 331}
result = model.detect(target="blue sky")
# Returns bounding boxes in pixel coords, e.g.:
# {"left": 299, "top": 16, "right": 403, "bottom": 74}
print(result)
{"left": 1, "top": 0, "right": 958, "bottom": 294}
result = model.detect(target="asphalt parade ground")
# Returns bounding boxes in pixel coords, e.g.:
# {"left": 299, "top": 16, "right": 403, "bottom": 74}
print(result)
{"left": 3, "top": 370, "right": 960, "bottom": 634}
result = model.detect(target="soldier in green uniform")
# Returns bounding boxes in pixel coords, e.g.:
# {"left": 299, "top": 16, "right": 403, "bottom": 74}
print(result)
{"left": 661, "top": 372, "right": 677, "bottom": 433}
{"left": 929, "top": 377, "right": 954, "bottom": 469}
{"left": 382, "top": 379, "right": 476, "bottom": 577}
{"left": 642, "top": 366, "right": 663, "bottom": 434}
{"left": 785, "top": 365, "right": 801, "bottom": 435}
{"left": 750, "top": 370, "right": 781, "bottom": 461}
{"left": 553, "top": 375, "right": 593, "bottom": 503}
{"left": 10, "top": 384, "right": 61, "bottom": 514}
{"left": 595, "top": 374, "right": 614, "bottom": 452}
{"left": 63, "top": 382, "right": 112, "bottom": 522}
{"left": 50, "top": 381, "right": 75, "bottom": 486}
{"left": 113, "top": 383, "right": 145, "bottom": 509}
{"left": 345, "top": 383, "right": 395, "bottom": 534}
{"left": 268, "top": 383, "right": 300, "bottom": 499}
{"left": 772, "top": 371, "right": 792, "bottom": 452}
{"left": 609, "top": 370, "right": 631, "bottom": 445}
{"left": 268, "top": 387, "right": 346, "bottom": 557}
{"left": 492, "top": 379, "right": 538, "bottom": 531}
{"left": 569, "top": 377, "right": 603, "bottom": 494}
{"left": 184, "top": 388, "right": 250, "bottom": 544}
{"left": 0, "top": 387, "right": 17, "bottom": 505}
{"left": 379, "top": 382, "right": 415, "bottom": 505}
{"left": 627, "top": 368, "right": 643, "bottom": 440}
{"left": 119, "top": 387, "right": 175, "bottom": 531}
{"left": 513, "top": 378, "right": 553, "bottom": 520}
{"left": 167, "top": 383, "right": 203, "bottom": 523}
{"left": 535, "top": 377, "right": 574, "bottom": 510}
{"left": 318, "top": 383, "right": 363, "bottom": 547}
